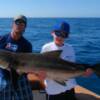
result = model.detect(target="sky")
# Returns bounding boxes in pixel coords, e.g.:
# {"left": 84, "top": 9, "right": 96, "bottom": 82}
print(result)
{"left": 0, "top": 0, "right": 100, "bottom": 18}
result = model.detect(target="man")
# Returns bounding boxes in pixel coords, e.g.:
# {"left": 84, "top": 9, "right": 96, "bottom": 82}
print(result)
{"left": 0, "top": 15, "right": 32, "bottom": 52}
{"left": 0, "top": 15, "right": 33, "bottom": 100}
{"left": 41, "top": 21, "right": 77, "bottom": 100}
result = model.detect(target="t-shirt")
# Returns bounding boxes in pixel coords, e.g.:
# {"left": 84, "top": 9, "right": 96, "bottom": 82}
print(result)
{"left": 0, "top": 34, "right": 32, "bottom": 53}
{"left": 41, "top": 41, "right": 77, "bottom": 95}
{"left": 41, "top": 42, "right": 75, "bottom": 62}
{"left": 0, "top": 33, "right": 33, "bottom": 96}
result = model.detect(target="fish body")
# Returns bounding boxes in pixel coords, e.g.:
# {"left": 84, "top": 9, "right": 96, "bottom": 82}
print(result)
{"left": 0, "top": 50, "right": 98, "bottom": 83}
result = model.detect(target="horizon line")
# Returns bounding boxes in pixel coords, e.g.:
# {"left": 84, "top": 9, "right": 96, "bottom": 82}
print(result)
{"left": 0, "top": 16, "right": 100, "bottom": 18}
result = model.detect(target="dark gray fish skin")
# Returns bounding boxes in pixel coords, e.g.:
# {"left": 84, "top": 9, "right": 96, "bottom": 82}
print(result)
{"left": 93, "top": 64, "right": 100, "bottom": 77}
{"left": 0, "top": 50, "right": 99, "bottom": 83}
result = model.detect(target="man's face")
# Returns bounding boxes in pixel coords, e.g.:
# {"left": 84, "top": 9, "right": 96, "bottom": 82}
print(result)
{"left": 13, "top": 19, "right": 26, "bottom": 34}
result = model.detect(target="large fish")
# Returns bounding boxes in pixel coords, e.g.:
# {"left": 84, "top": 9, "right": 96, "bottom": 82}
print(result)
{"left": 0, "top": 49, "right": 99, "bottom": 84}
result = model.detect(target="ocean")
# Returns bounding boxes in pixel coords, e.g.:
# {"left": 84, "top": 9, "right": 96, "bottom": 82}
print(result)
{"left": 0, "top": 18, "right": 100, "bottom": 65}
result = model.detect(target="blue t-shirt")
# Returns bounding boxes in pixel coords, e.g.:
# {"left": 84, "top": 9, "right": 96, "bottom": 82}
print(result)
{"left": 0, "top": 34, "right": 32, "bottom": 94}
{"left": 0, "top": 34, "right": 32, "bottom": 53}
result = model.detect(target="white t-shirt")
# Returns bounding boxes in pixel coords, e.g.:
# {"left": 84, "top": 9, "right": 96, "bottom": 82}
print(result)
{"left": 41, "top": 42, "right": 77, "bottom": 95}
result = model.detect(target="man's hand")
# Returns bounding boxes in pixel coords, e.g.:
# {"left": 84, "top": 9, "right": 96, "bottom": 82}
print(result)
{"left": 36, "top": 71, "right": 46, "bottom": 80}
{"left": 27, "top": 71, "right": 46, "bottom": 90}
{"left": 27, "top": 71, "right": 46, "bottom": 81}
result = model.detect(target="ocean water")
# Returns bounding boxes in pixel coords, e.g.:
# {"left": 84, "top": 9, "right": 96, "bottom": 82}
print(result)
{"left": 0, "top": 18, "right": 100, "bottom": 65}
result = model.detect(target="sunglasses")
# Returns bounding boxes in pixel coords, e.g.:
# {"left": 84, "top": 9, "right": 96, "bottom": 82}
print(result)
{"left": 55, "top": 31, "right": 68, "bottom": 38}
{"left": 15, "top": 20, "right": 26, "bottom": 26}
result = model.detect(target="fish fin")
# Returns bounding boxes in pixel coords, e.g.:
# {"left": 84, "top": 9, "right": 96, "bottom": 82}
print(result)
{"left": 42, "top": 50, "right": 62, "bottom": 58}
{"left": 54, "top": 80, "right": 66, "bottom": 86}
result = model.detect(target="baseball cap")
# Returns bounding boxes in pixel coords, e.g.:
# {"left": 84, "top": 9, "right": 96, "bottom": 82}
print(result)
{"left": 14, "top": 15, "right": 27, "bottom": 25}
{"left": 53, "top": 21, "right": 70, "bottom": 38}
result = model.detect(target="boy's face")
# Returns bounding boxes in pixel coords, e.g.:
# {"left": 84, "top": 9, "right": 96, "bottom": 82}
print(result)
{"left": 52, "top": 32, "right": 65, "bottom": 46}
{"left": 55, "top": 36, "right": 65, "bottom": 46}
